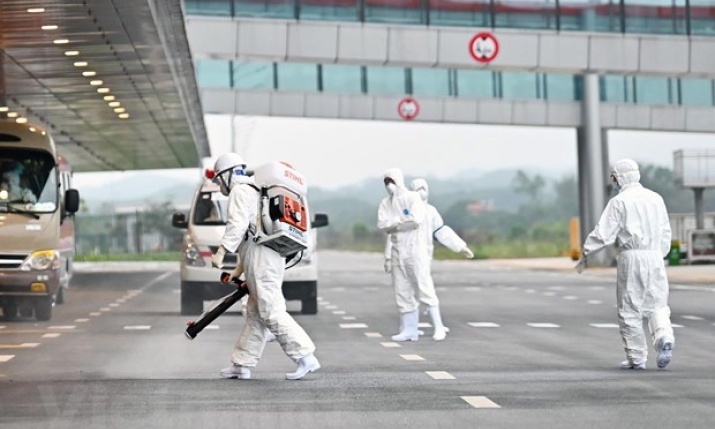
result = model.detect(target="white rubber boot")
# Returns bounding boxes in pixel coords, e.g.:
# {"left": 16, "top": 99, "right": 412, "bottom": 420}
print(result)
{"left": 391, "top": 310, "right": 419, "bottom": 342}
{"left": 656, "top": 337, "right": 673, "bottom": 369}
{"left": 428, "top": 305, "right": 448, "bottom": 341}
{"left": 286, "top": 353, "right": 321, "bottom": 380}
{"left": 620, "top": 360, "right": 646, "bottom": 370}
{"left": 220, "top": 364, "right": 251, "bottom": 379}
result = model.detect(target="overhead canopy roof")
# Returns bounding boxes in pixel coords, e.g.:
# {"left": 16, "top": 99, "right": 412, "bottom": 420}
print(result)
{"left": 0, "top": 0, "right": 209, "bottom": 172}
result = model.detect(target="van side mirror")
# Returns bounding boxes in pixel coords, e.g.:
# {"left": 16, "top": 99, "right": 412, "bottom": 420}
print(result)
{"left": 64, "top": 189, "right": 79, "bottom": 214}
{"left": 172, "top": 212, "right": 188, "bottom": 229}
{"left": 312, "top": 213, "right": 329, "bottom": 228}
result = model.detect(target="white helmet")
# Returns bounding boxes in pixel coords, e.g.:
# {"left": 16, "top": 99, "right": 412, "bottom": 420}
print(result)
{"left": 213, "top": 153, "right": 247, "bottom": 196}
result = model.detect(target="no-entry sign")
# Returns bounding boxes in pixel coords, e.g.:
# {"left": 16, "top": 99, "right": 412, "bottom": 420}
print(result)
{"left": 398, "top": 97, "right": 419, "bottom": 121}
{"left": 469, "top": 32, "right": 499, "bottom": 63}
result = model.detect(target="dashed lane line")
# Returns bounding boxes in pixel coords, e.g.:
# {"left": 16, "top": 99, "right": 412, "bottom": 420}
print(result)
{"left": 0, "top": 343, "right": 40, "bottom": 349}
{"left": 0, "top": 355, "right": 15, "bottom": 363}
{"left": 332, "top": 310, "right": 346, "bottom": 315}
{"left": 400, "top": 354, "right": 425, "bottom": 361}
{"left": 527, "top": 323, "right": 561, "bottom": 328}
{"left": 75, "top": 319, "right": 89, "bottom": 323}
{"left": 590, "top": 323, "right": 620, "bottom": 328}
{"left": 380, "top": 342, "right": 401, "bottom": 348}
{"left": 468, "top": 322, "right": 500, "bottom": 328}
{"left": 41, "top": 333, "right": 60, "bottom": 339}
{"left": 339, "top": 323, "right": 368, "bottom": 329}
{"left": 325, "top": 305, "right": 338, "bottom": 310}
{"left": 109, "top": 303, "right": 120, "bottom": 307}
{"left": 563, "top": 296, "right": 578, "bottom": 300}
{"left": 204, "top": 325, "right": 220, "bottom": 330}
{"left": 672, "top": 324, "right": 685, "bottom": 328}
{"left": 682, "top": 315, "right": 704, "bottom": 320}
{"left": 426, "top": 371, "right": 455, "bottom": 380}
{"left": 364, "top": 332, "right": 382, "bottom": 338}
{"left": 89, "top": 312, "right": 101, "bottom": 317}
{"left": 587, "top": 300, "right": 603, "bottom": 305}
{"left": 49, "top": 326, "right": 75, "bottom": 330}
{"left": 100, "top": 307, "right": 111, "bottom": 312}
{"left": 418, "top": 322, "right": 433, "bottom": 328}
{"left": 463, "top": 287, "right": 481, "bottom": 291}
{"left": 123, "top": 326, "right": 151, "bottom": 330}
{"left": 461, "top": 396, "right": 501, "bottom": 409}
{"left": 318, "top": 301, "right": 330, "bottom": 306}
{"left": 342, "top": 316, "right": 356, "bottom": 320}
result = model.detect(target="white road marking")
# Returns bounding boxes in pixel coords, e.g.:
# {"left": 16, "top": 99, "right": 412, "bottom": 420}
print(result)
{"left": 563, "top": 296, "right": 578, "bottom": 300}
{"left": 317, "top": 297, "right": 323, "bottom": 301}
{"left": 41, "top": 333, "right": 60, "bottom": 338}
{"left": 527, "top": 323, "right": 560, "bottom": 328}
{"left": 426, "top": 371, "right": 455, "bottom": 380}
{"left": 124, "top": 326, "right": 151, "bottom": 330}
{"left": 74, "top": 319, "right": 89, "bottom": 323}
{"left": 0, "top": 343, "right": 40, "bottom": 349}
{"left": 380, "top": 342, "right": 401, "bottom": 348}
{"left": 525, "top": 289, "right": 536, "bottom": 293}
{"left": 21, "top": 343, "right": 39, "bottom": 348}
{"left": 342, "top": 316, "right": 356, "bottom": 321}
{"left": 0, "top": 326, "right": 5, "bottom": 329}
{"left": 339, "top": 323, "right": 368, "bottom": 329}
{"left": 543, "top": 292, "right": 556, "bottom": 296}
{"left": 329, "top": 287, "right": 346, "bottom": 292}
{"left": 325, "top": 305, "right": 338, "bottom": 310}
{"left": 49, "top": 326, "right": 75, "bottom": 330}
{"left": 364, "top": 332, "right": 382, "bottom": 338}
{"left": 682, "top": 315, "right": 704, "bottom": 321}
{"left": 418, "top": 322, "right": 433, "bottom": 328}
{"left": 89, "top": 312, "right": 101, "bottom": 317}
{"left": 461, "top": 396, "right": 501, "bottom": 409}
{"left": 587, "top": 300, "right": 603, "bottom": 305}
{"left": 204, "top": 325, "right": 220, "bottom": 330}
{"left": 171, "top": 289, "right": 180, "bottom": 295}
{"left": 400, "top": 354, "right": 425, "bottom": 361}
{"left": 100, "top": 307, "right": 111, "bottom": 312}
{"left": 109, "top": 303, "right": 120, "bottom": 307}
{"left": 464, "top": 287, "right": 481, "bottom": 291}
{"left": 590, "top": 323, "right": 620, "bottom": 328}
{"left": 672, "top": 324, "right": 684, "bottom": 328}
{"left": 0, "top": 355, "right": 15, "bottom": 363}
{"left": 332, "top": 310, "right": 346, "bottom": 315}
{"left": 468, "top": 322, "right": 500, "bottom": 328}
{"left": 435, "top": 287, "right": 448, "bottom": 292}
{"left": 319, "top": 301, "right": 330, "bottom": 306}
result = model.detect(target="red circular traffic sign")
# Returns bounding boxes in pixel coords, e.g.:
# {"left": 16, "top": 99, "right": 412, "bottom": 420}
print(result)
{"left": 469, "top": 32, "right": 499, "bottom": 63}
{"left": 397, "top": 97, "right": 420, "bottom": 121}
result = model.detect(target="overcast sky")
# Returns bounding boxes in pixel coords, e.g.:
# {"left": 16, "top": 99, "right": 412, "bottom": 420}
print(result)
{"left": 74, "top": 114, "right": 715, "bottom": 191}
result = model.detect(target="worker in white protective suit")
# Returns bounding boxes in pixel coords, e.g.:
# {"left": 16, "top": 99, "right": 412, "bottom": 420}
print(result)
{"left": 377, "top": 168, "right": 429, "bottom": 342}
{"left": 390, "top": 178, "right": 475, "bottom": 341}
{"left": 211, "top": 153, "right": 319, "bottom": 380}
{"left": 576, "top": 159, "right": 674, "bottom": 370}
{"left": 0, "top": 163, "right": 37, "bottom": 204}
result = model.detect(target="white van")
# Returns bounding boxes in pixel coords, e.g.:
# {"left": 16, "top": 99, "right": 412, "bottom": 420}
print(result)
{"left": 172, "top": 179, "right": 328, "bottom": 315}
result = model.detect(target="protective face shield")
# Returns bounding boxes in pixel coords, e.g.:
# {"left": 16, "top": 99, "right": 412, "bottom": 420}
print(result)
{"left": 213, "top": 153, "right": 247, "bottom": 196}
{"left": 410, "top": 179, "right": 429, "bottom": 202}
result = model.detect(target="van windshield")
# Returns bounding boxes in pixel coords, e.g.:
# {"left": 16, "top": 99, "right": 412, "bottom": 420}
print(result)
{"left": 193, "top": 191, "right": 228, "bottom": 225}
{"left": 0, "top": 149, "right": 58, "bottom": 213}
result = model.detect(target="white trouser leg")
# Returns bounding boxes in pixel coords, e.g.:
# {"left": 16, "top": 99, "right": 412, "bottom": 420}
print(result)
{"left": 392, "top": 263, "right": 419, "bottom": 313}
{"left": 232, "top": 287, "right": 267, "bottom": 367}
{"left": 617, "top": 255, "right": 648, "bottom": 364}
{"left": 648, "top": 306, "right": 674, "bottom": 347}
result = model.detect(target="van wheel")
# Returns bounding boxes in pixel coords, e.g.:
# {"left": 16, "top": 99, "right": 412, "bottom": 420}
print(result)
{"left": 35, "top": 297, "right": 53, "bottom": 321}
{"left": 181, "top": 283, "right": 203, "bottom": 315}
{"left": 55, "top": 286, "right": 65, "bottom": 305}
{"left": 301, "top": 297, "right": 317, "bottom": 315}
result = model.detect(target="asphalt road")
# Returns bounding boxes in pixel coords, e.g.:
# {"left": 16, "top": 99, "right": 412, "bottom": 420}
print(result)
{"left": 1, "top": 251, "right": 714, "bottom": 429}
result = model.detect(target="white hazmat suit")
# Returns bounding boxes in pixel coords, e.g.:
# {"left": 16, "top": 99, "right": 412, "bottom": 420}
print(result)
{"left": 576, "top": 159, "right": 674, "bottom": 370}
{"left": 377, "top": 169, "right": 428, "bottom": 342}
{"left": 212, "top": 153, "right": 319, "bottom": 380}
{"left": 383, "top": 178, "right": 474, "bottom": 341}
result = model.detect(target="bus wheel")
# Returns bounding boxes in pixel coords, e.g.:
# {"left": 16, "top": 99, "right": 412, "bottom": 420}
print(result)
{"left": 35, "top": 297, "right": 53, "bottom": 321}
{"left": 55, "top": 286, "right": 65, "bottom": 305}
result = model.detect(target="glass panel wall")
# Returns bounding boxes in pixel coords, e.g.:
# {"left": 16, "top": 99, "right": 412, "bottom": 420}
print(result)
{"left": 690, "top": 0, "right": 715, "bottom": 35}
{"left": 680, "top": 78, "right": 715, "bottom": 106}
{"left": 196, "top": 59, "right": 232, "bottom": 88}
{"left": 234, "top": 0, "right": 294, "bottom": 18}
{"left": 501, "top": 71, "right": 539, "bottom": 99}
{"left": 559, "top": 0, "right": 623, "bottom": 32}
{"left": 322, "top": 64, "right": 364, "bottom": 93}
{"left": 300, "top": 0, "right": 360, "bottom": 21}
{"left": 277, "top": 63, "right": 319, "bottom": 92}
{"left": 456, "top": 70, "right": 496, "bottom": 98}
{"left": 185, "top": 0, "right": 233, "bottom": 16}
{"left": 412, "top": 68, "right": 451, "bottom": 97}
{"left": 600, "top": 75, "right": 628, "bottom": 103}
{"left": 364, "top": 0, "right": 425, "bottom": 24}
{"left": 624, "top": 0, "right": 688, "bottom": 35}
{"left": 429, "top": 0, "right": 490, "bottom": 27}
{"left": 366, "top": 66, "right": 407, "bottom": 94}
{"left": 546, "top": 74, "right": 582, "bottom": 101}
{"left": 634, "top": 76, "right": 673, "bottom": 104}
{"left": 493, "top": 0, "right": 559, "bottom": 30}
{"left": 233, "top": 62, "right": 274, "bottom": 90}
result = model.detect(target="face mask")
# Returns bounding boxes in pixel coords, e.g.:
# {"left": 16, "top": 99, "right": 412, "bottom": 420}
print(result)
{"left": 416, "top": 189, "right": 428, "bottom": 202}
{"left": 386, "top": 183, "right": 397, "bottom": 195}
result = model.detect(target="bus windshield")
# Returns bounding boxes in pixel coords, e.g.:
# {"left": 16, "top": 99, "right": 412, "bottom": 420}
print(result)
{"left": 0, "top": 149, "right": 58, "bottom": 213}
{"left": 192, "top": 191, "right": 229, "bottom": 225}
